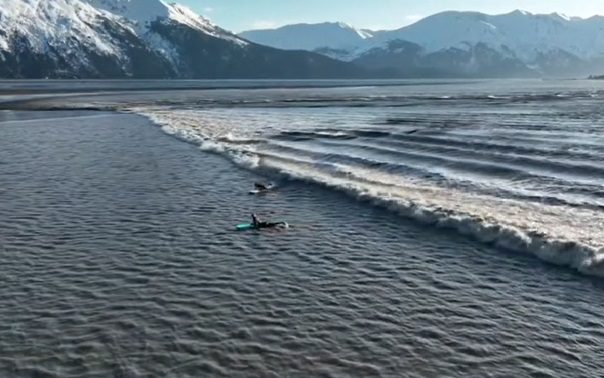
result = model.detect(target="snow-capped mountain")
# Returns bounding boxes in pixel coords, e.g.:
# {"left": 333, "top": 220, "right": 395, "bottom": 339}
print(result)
{"left": 241, "top": 10, "right": 604, "bottom": 77}
{"left": 239, "top": 22, "right": 373, "bottom": 52}
{"left": 2, "top": 2, "right": 601, "bottom": 79}
{"left": 371, "top": 10, "right": 604, "bottom": 61}
{"left": 0, "top": 0, "right": 362, "bottom": 78}
{"left": 85, "top": 0, "right": 242, "bottom": 44}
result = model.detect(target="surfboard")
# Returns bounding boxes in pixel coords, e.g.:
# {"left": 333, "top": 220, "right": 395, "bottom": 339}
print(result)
{"left": 236, "top": 223, "right": 255, "bottom": 231}
{"left": 235, "top": 221, "right": 289, "bottom": 231}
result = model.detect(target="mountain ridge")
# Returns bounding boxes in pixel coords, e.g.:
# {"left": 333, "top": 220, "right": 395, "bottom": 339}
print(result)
{"left": 1, "top": 3, "right": 602, "bottom": 79}
{"left": 239, "top": 22, "right": 373, "bottom": 52}
{"left": 239, "top": 9, "right": 604, "bottom": 77}
{"left": 0, "top": 0, "right": 364, "bottom": 79}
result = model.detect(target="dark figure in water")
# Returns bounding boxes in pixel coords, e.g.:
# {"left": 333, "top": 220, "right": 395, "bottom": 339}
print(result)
{"left": 251, "top": 213, "right": 269, "bottom": 228}
{"left": 251, "top": 213, "right": 284, "bottom": 229}
{"left": 254, "top": 182, "right": 270, "bottom": 191}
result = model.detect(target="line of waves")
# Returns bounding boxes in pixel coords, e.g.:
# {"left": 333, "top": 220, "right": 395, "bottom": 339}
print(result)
{"left": 136, "top": 107, "right": 604, "bottom": 278}
{"left": 3, "top": 87, "right": 604, "bottom": 113}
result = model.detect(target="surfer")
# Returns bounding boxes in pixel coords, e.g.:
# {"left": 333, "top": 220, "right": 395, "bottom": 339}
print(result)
{"left": 251, "top": 213, "right": 268, "bottom": 228}
{"left": 251, "top": 213, "right": 286, "bottom": 229}
{"left": 254, "top": 182, "right": 271, "bottom": 191}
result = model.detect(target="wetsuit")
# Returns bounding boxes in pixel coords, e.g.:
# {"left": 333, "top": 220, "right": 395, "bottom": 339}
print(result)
{"left": 251, "top": 214, "right": 281, "bottom": 229}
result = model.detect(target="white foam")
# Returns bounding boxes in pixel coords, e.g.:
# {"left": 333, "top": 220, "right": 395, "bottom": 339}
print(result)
{"left": 262, "top": 157, "right": 604, "bottom": 277}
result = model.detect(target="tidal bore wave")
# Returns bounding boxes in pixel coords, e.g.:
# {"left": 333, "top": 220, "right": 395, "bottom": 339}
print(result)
{"left": 139, "top": 107, "right": 604, "bottom": 278}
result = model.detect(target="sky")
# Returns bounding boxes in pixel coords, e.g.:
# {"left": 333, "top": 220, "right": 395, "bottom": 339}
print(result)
{"left": 179, "top": 0, "right": 604, "bottom": 32}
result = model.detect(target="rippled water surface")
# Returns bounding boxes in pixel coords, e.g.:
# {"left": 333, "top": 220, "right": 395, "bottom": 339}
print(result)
{"left": 1, "top": 80, "right": 604, "bottom": 377}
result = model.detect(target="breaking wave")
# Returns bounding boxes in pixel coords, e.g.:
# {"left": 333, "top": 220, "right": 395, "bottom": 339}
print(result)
{"left": 136, "top": 105, "right": 604, "bottom": 278}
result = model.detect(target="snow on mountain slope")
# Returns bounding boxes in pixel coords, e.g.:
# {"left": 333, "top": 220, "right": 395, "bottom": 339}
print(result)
{"left": 347, "top": 10, "right": 604, "bottom": 77}
{"left": 371, "top": 10, "right": 604, "bottom": 61}
{"left": 0, "top": 0, "right": 247, "bottom": 60}
{"left": 84, "top": 0, "right": 246, "bottom": 45}
{"left": 0, "top": 0, "right": 246, "bottom": 73}
{"left": 239, "top": 22, "right": 372, "bottom": 51}
{"left": 0, "top": 0, "right": 123, "bottom": 56}
{"left": 0, "top": 0, "right": 362, "bottom": 79}
{"left": 240, "top": 9, "right": 604, "bottom": 74}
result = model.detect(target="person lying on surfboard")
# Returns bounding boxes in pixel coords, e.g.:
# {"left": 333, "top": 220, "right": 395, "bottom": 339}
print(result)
{"left": 251, "top": 213, "right": 284, "bottom": 229}
{"left": 251, "top": 213, "right": 268, "bottom": 228}
{"left": 249, "top": 182, "right": 276, "bottom": 195}
{"left": 254, "top": 182, "right": 273, "bottom": 191}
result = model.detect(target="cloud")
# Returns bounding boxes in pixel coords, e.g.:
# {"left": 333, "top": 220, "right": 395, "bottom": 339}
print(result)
{"left": 203, "top": 7, "right": 214, "bottom": 13}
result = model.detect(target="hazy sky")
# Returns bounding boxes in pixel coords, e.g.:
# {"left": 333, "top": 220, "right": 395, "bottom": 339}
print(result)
{"left": 179, "top": 0, "right": 604, "bottom": 32}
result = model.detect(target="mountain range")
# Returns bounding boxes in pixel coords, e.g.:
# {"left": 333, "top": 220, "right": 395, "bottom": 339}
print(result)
{"left": 0, "top": 1, "right": 602, "bottom": 79}
{"left": 0, "top": 0, "right": 361, "bottom": 79}
{"left": 240, "top": 10, "right": 604, "bottom": 77}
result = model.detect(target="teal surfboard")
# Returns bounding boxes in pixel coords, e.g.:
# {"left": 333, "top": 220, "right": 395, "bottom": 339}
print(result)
{"left": 235, "top": 221, "right": 289, "bottom": 231}
{"left": 236, "top": 223, "right": 256, "bottom": 231}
